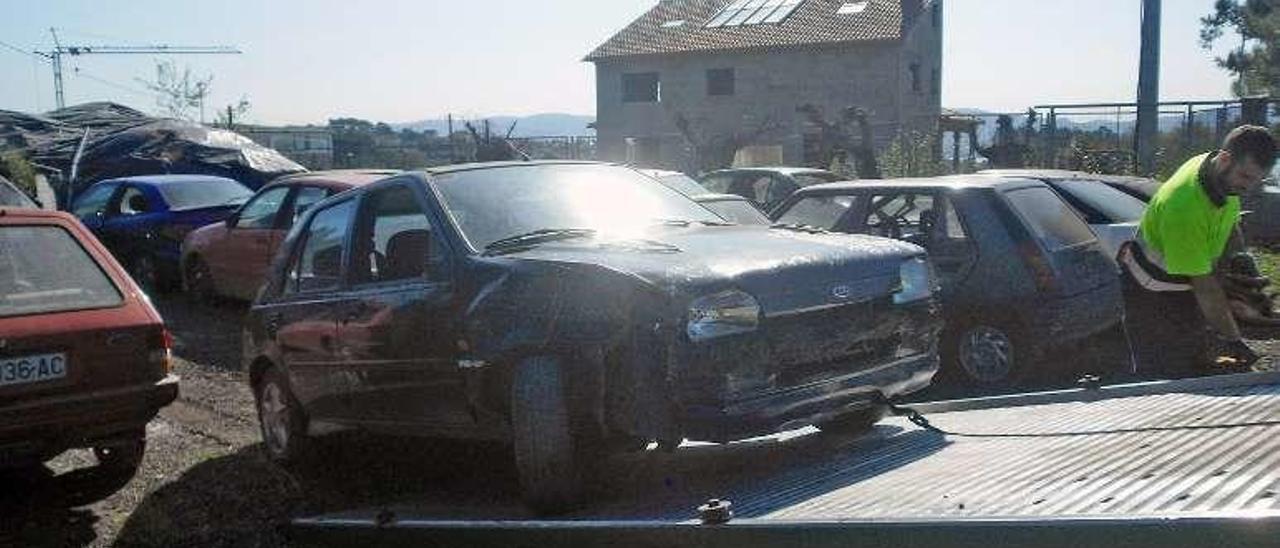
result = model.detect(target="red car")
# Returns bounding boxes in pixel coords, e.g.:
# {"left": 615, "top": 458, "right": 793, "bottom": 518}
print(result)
{"left": 181, "top": 170, "right": 398, "bottom": 301}
{"left": 0, "top": 207, "right": 177, "bottom": 488}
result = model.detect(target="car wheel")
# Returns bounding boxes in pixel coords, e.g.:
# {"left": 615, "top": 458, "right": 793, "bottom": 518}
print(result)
{"left": 91, "top": 434, "right": 145, "bottom": 488}
{"left": 184, "top": 256, "right": 217, "bottom": 303}
{"left": 818, "top": 405, "right": 887, "bottom": 436}
{"left": 128, "top": 254, "right": 160, "bottom": 293}
{"left": 255, "top": 367, "right": 309, "bottom": 463}
{"left": 511, "top": 356, "right": 583, "bottom": 514}
{"left": 955, "top": 325, "right": 1019, "bottom": 384}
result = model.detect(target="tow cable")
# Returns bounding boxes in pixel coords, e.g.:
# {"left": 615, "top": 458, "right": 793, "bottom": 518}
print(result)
{"left": 876, "top": 393, "right": 1280, "bottom": 439}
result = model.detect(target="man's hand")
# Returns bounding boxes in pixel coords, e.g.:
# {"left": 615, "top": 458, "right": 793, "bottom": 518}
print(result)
{"left": 1214, "top": 338, "right": 1261, "bottom": 369}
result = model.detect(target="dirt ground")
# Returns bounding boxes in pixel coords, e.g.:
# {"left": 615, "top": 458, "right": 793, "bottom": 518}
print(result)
{"left": 1, "top": 294, "right": 1277, "bottom": 547}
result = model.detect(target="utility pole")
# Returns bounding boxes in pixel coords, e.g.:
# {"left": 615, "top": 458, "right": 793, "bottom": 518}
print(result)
{"left": 36, "top": 28, "right": 241, "bottom": 110}
{"left": 1135, "top": 0, "right": 1161, "bottom": 175}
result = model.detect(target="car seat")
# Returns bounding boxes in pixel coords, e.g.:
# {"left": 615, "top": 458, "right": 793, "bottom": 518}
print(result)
{"left": 384, "top": 229, "right": 430, "bottom": 280}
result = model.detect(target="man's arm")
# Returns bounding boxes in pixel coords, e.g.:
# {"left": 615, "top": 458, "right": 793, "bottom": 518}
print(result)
{"left": 1190, "top": 274, "right": 1242, "bottom": 340}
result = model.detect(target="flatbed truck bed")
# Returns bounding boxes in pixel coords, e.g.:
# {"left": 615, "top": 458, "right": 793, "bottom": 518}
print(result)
{"left": 292, "top": 372, "right": 1280, "bottom": 547}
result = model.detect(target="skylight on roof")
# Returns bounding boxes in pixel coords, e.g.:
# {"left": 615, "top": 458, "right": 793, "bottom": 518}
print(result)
{"left": 661, "top": 19, "right": 687, "bottom": 28}
{"left": 837, "top": 1, "right": 869, "bottom": 14}
{"left": 705, "top": 0, "right": 805, "bottom": 28}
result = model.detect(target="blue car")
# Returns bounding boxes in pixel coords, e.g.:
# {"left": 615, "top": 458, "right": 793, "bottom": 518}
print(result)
{"left": 70, "top": 175, "right": 254, "bottom": 291}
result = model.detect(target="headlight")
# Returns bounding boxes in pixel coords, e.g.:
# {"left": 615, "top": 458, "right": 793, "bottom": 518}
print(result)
{"left": 687, "top": 290, "right": 761, "bottom": 342}
{"left": 893, "top": 257, "right": 934, "bottom": 305}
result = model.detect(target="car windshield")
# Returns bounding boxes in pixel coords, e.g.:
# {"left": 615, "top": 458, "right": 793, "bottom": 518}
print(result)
{"left": 0, "top": 225, "right": 123, "bottom": 317}
{"left": 158, "top": 179, "right": 253, "bottom": 210}
{"left": 432, "top": 164, "right": 723, "bottom": 250}
{"left": 1053, "top": 179, "right": 1148, "bottom": 223}
{"left": 702, "top": 198, "right": 770, "bottom": 225}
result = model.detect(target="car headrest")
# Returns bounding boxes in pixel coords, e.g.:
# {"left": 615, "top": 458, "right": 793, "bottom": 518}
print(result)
{"left": 385, "top": 229, "right": 430, "bottom": 280}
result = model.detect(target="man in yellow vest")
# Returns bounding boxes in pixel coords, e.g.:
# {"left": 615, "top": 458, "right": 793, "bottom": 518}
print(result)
{"left": 1121, "top": 126, "right": 1275, "bottom": 371}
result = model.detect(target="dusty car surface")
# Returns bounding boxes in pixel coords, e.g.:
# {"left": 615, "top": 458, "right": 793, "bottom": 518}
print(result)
{"left": 0, "top": 207, "right": 178, "bottom": 492}
{"left": 774, "top": 175, "right": 1124, "bottom": 386}
{"left": 982, "top": 169, "right": 1146, "bottom": 260}
{"left": 640, "top": 169, "right": 771, "bottom": 225}
{"left": 699, "top": 166, "right": 843, "bottom": 212}
{"left": 70, "top": 175, "right": 254, "bottom": 292}
{"left": 181, "top": 170, "right": 399, "bottom": 301}
{"left": 242, "top": 161, "right": 941, "bottom": 512}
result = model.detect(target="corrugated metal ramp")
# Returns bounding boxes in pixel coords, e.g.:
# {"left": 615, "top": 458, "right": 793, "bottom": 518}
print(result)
{"left": 293, "top": 372, "right": 1280, "bottom": 546}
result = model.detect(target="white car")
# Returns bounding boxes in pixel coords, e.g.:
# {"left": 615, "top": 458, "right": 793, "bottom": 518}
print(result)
{"left": 984, "top": 170, "right": 1144, "bottom": 260}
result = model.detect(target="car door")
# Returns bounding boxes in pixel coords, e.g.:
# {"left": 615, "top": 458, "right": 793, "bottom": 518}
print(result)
{"left": 99, "top": 184, "right": 165, "bottom": 264}
{"left": 334, "top": 181, "right": 468, "bottom": 427}
{"left": 210, "top": 185, "right": 292, "bottom": 300}
{"left": 267, "top": 197, "right": 358, "bottom": 420}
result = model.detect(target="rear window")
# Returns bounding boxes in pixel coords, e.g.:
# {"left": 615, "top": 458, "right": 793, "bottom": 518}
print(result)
{"left": 1003, "top": 187, "right": 1097, "bottom": 250}
{"left": 0, "top": 225, "right": 123, "bottom": 317}
{"left": 704, "top": 199, "right": 770, "bottom": 225}
{"left": 792, "top": 172, "right": 842, "bottom": 187}
{"left": 774, "top": 194, "right": 857, "bottom": 230}
{"left": 158, "top": 179, "right": 253, "bottom": 210}
{"left": 657, "top": 174, "right": 712, "bottom": 197}
{"left": 1051, "top": 179, "right": 1147, "bottom": 223}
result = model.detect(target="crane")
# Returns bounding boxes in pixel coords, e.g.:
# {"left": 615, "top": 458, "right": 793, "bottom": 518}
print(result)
{"left": 35, "top": 28, "right": 241, "bottom": 110}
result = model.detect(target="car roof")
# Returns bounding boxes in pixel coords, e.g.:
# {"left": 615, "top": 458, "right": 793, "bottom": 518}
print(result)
{"left": 636, "top": 168, "right": 686, "bottom": 178}
{"left": 979, "top": 169, "right": 1092, "bottom": 180}
{"left": 415, "top": 160, "right": 607, "bottom": 177}
{"left": 266, "top": 169, "right": 400, "bottom": 191}
{"left": 96, "top": 174, "right": 242, "bottom": 186}
{"left": 794, "top": 174, "right": 1043, "bottom": 195}
{"left": 0, "top": 207, "right": 77, "bottom": 224}
{"left": 705, "top": 166, "right": 836, "bottom": 177}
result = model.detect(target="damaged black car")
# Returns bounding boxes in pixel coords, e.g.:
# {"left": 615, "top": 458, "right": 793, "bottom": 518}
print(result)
{"left": 241, "top": 161, "right": 942, "bottom": 513}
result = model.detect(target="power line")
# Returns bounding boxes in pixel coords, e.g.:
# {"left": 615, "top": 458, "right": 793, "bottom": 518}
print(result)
{"left": 0, "top": 38, "right": 45, "bottom": 62}
{"left": 70, "top": 66, "right": 156, "bottom": 99}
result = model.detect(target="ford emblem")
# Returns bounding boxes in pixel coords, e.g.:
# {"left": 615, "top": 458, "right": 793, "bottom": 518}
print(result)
{"left": 831, "top": 284, "right": 852, "bottom": 300}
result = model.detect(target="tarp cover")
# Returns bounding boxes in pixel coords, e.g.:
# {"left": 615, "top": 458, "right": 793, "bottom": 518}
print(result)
{"left": 0, "top": 102, "right": 305, "bottom": 201}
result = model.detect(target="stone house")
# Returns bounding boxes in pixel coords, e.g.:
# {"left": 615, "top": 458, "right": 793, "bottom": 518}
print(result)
{"left": 585, "top": 0, "right": 943, "bottom": 171}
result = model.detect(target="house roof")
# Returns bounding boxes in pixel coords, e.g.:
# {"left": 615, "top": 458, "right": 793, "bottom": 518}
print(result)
{"left": 585, "top": 0, "right": 921, "bottom": 61}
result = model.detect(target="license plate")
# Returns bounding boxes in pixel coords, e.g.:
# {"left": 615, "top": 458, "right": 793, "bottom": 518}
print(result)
{"left": 0, "top": 353, "right": 68, "bottom": 387}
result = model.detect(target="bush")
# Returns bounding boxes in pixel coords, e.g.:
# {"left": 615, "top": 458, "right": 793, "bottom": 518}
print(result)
{"left": 879, "top": 131, "right": 943, "bottom": 178}
{"left": 0, "top": 151, "right": 39, "bottom": 198}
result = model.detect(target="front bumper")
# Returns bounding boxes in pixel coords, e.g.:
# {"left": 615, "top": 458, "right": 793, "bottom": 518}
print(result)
{"left": 0, "top": 374, "right": 179, "bottom": 464}
{"left": 679, "top": 352, "right": 938, "bottom": 442}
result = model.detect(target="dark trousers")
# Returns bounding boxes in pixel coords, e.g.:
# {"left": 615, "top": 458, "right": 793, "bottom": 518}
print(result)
{"left": 1121, "top": 270, "right": 1209, "bottom": 376}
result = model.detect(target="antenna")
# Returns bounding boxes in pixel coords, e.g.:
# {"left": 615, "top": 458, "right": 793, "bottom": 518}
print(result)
{"left": 36, "top": 28, "right": 242, "bottom": 110}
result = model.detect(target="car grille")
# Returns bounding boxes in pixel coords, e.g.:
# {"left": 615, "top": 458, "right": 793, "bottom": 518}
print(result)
{"left": 764, "top": 299, "right": 903, "bottom": 386}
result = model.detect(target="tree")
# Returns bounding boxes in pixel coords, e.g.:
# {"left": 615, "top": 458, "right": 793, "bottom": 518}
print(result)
{"left": 137, "top": 60, "right": 214, "bottom": 121}
{"left": 214, "top": 97, "right": 252, "bottom": 130}
{"left": 797, "top": 104, "right": 882, "bottom": 179}
{"left": 670, "top": 111, "right": 782, "bottom": 173}
{"left": 1200, "top": 0, "right": 1280, "bottom": 96}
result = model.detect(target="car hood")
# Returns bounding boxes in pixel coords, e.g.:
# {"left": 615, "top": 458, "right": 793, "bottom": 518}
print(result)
{"left": 493, "top": 225, "right": 924, "bottom": 316}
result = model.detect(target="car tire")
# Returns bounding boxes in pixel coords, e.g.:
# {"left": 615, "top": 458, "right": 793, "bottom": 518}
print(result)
{"left": 948, "top": 323, "right": 1024, "bottom": 385}
{"left": 184, "top": 256, "right": 218, "bottom": 303}
{"left": 255, "top": 367, "right": 310, "bottom": 464}
{"left": 92, "top": 433, "right": 145, "bottom": 489}
{"left": 818, "top": 405, "right": 887, "bottom": 436}
{"left": 511, "top": 356, "right": 583, "bottom": 514}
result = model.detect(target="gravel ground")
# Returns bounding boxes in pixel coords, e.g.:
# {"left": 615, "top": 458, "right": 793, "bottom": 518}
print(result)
{"left": 2, "top": 294, "right": 1278, "bottom": 547}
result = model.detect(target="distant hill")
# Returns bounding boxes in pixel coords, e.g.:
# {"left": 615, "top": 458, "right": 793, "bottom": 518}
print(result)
{"left": 393, "top": 113, "right": 595, "bottom": 137}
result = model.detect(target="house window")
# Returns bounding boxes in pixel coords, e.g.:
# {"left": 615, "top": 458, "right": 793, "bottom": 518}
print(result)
{"left": 910, "top": 63, "right": 921, "bottom": 93}
{"left": 931, "top": 68, "right": 940, "bottom": 97}
{"left": 622, "top": 72, "right": 661, "bottom": 103}
{"left": 707, "top": 68, "right": 735, "bottom": 96}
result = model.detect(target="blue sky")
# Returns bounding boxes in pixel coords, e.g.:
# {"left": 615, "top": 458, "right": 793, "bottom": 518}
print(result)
{"left": 0, "top": 0, "right": 1241, "bottom": 125}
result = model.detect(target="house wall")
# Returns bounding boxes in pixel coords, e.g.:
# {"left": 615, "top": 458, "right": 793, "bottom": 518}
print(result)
{"left": 592, "top": 1, "right": 943, "bottom": 172}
